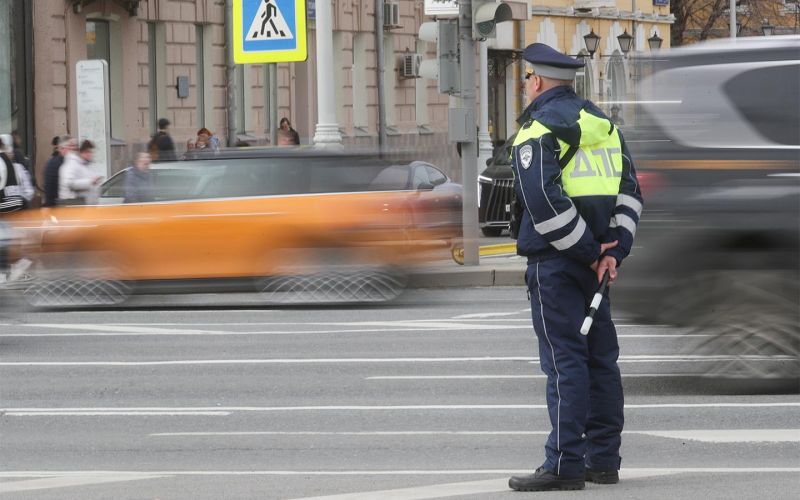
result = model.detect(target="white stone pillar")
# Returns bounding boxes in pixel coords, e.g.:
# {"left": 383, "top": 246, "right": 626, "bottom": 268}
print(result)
{"left": 478, "top": 41, "right": 493, "bottom": 170}
{"left": 313, "top": 0, "right": 342, "bottom": 146}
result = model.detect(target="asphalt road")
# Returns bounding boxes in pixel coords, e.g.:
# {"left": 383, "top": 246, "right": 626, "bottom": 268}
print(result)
{"left": 1, "top": 287, "right": 798, "bottom": 499}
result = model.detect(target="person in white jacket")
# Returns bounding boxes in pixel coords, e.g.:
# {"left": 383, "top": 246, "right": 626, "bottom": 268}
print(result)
{"left": 58, "top": 139, "right": 102, "bottom": 205}
{"left": 0, "top": 133, "right": 33, "bottom": 207}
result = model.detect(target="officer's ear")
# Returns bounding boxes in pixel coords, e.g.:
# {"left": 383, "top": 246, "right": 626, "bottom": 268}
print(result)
{"left": 533, "top": 75, "right": 544, "bottom": 92}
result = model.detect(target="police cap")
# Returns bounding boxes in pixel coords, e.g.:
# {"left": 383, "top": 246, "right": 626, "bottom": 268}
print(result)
{"left": 522, "top": 43, "right": 585, "bottom": 81}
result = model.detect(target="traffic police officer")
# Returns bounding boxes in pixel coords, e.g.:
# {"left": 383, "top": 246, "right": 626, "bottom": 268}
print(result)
{"left": 508, "top": 43, "right": 643, "bottom": 492}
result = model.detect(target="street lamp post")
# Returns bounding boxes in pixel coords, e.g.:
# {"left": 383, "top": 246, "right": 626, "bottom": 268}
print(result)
{"left": 647, "top": 33, "right": 663, "bottom": 51}
{"left": 616, "top": 29, "right": 634, "bottom": 56}
{"left": 583, "top": 29, "right": 600, "bottom": 58}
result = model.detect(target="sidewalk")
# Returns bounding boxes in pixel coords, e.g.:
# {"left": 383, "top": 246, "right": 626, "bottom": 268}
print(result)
{"left": 408, "top": 244, "right": 526, "bottom": 288}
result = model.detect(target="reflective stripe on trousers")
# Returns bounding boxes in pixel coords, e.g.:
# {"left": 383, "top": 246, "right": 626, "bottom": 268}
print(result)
{"left": 527, "top": 256, "right": 624, "bottom": 476}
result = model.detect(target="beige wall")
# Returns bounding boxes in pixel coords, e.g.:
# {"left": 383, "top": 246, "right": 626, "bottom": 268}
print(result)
{"left": 29, "top": 0, "right": 527, "bottom": 181}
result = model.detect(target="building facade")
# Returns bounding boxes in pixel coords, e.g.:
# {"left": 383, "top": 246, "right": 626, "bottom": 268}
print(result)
{"left": 5, "top": 1, "right": 674, "bottom": 186}
{"left": 525, "top": 0, "right": 673, "bottom": 125}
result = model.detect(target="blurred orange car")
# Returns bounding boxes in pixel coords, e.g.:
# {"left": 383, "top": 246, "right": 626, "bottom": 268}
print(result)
{"left": 4, "top": 151, "right": 462, "bottom": 305}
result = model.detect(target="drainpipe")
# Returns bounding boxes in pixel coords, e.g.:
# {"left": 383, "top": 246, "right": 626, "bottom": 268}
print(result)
{"left": 269, "top": 64, "right": 278, "bottom": 145}
{"left": 225, "top": 0, "right": 237, "bottom": 147}
{"left": 375, "top": 0, "right": 387, "bottom": 153}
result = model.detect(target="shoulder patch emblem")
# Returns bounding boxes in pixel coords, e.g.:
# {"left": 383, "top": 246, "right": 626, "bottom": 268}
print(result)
{"left": 520, "top": 145, "right": 533, "bottom": 170}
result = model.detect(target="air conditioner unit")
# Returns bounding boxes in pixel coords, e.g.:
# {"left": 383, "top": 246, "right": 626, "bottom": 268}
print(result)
{"left": 384, "top": 1, "right": 401, "bottom": 29}
{"left": 402, "top": 54, "right": 422, "bottom": 78}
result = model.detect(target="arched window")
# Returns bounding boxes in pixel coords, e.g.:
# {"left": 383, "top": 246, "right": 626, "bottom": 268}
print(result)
{"left": 605, "top": 50, "right": 626, "bottom": 110}
{"left": 574, "top": 50, "right": 593, "bottom": 100}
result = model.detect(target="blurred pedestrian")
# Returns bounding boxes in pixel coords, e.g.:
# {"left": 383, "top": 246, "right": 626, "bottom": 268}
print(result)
{"left": 279, "top": 117, "right": 300, "bottom": 145}
{"left": 610, "top": 105, "right": 625, "bottom": 126}
{"left": 124, "top": 152, "right": 154, "bottom": 203}
{"left": 507, "top": 43, "right": 643, "bottom": 492}
{"left": 43, "top": 135, "right": 73, "bottom": 207}
{"left": 197, "top": 127, "right": 220, "bottom": 152}
{"left": 58, "top": 139, "right": 102, "bottom": 205}
{"left": 181, "top": 138, "right": 196, "bottom": 160}
{"left": 0, "top": 139, "right": 23, "bottom": 215}
{"left": 0, "top": 134, "right": 33, "bottom": 207}
{"left": 276, "top": 128, "right": 294, "bottom": 146}
{"left": 10, "top": 130, "right": 31, "bottom": 174}
{"left": 148, "top": 118, "right": 177, "bottom": 162}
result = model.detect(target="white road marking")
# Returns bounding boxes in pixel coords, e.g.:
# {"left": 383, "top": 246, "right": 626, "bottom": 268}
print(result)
{"left": 365, "top": 373, "right": 701, "bottom": 380}
{"left": 16, "top": 319, "right": 664, "bottom": 326}
{"left": 1, "top": 468, "right": 798, "bottom": 478}
{"left": 149, "top": 429, "right": 800, "bottom": 443}
{"left": 287, "top": 478, "right": 510, "bottom": 500}
{"left": 3, "top": 402, "right": 798, "bottom": 416}
{"left": 0, "top": 356, "right": 533, "bottom": 366}
{"left": 452, "top": 312, "right": 524, "bottom": 319}
{"left": 0, "top": 468, "right": 798, "bottom": 496}
{"left": 0, "top": 329, "right": 688, "bottom": 338}
{"left": 5, "top": 411, "right": 229, "bottom": 417}
{"left": 0, "top": 473, "right": 166, "bottom": 493}
{"left": 638, "top": 429, "right": 800, "bottom": 443}
{"left": 1, "top": 321, "right": 536, "bottom": 337}
{"left": 366, "top": 375, "right": 551, "bottom": 380}
{"left": 286, "top": 468, "right": 800, "bottom": 500}
{"left": 21, "top": 324, "right": 226, "bottom": 335}
{"left": 0, "top": 354, "right": 792, "bottom": 367}
{"left": 150, "top": 431, "right": 553, "bottom": 437}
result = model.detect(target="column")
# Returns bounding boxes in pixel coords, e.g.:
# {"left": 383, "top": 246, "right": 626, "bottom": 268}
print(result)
{"left": 312, "top": 0, "right": 342, "bottom": 146}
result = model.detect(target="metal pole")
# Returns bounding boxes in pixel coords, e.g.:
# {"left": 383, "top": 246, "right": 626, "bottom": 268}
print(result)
{"left": 375, "top": 0, "right": 387, "bottom": 153}
{"left": 225, "top": 0, "right": 238, "bottom": 147}
{"left": 730, "top": 0, "right": 737, "bottom": 38}
{"left": 517, "top": 22, "right": 526, "bottom": 121}
{"left": 269, "top": 64, "right": 278, "bottom": 145}
{"left": 459, "top": 0, "right": 479, "bottom": 266}
{"left": 478, "top": 41, "right": 493, "bottom": 171}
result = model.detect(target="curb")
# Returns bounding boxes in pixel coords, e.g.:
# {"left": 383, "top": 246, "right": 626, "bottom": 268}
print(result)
{"left": 408, "top": 265, "right": 526, "bottom": 288}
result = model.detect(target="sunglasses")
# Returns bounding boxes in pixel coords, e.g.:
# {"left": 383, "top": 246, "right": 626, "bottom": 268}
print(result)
{"left": 525, "top": 72, "right": 535, "bottom": 80}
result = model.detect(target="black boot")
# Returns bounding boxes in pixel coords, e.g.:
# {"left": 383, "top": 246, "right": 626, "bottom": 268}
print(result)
{"left": 509, "top": 467, "right": 585, "bottom": 492}
{"left": 585, "top": 467, "right": 619, "bottom": 484}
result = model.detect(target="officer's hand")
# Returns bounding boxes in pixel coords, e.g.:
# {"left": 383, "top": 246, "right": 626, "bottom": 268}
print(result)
{"left": 600, "top": 240, "right": 618, "bottom": 254}
{"left": 591, "top": 240, "right": 618, "bottom": 272}
{"left": 591, "top": 240, "right": 619, "bottom": 285}
{"left": 596, "top": 256, "right": 618, "bottom": 285}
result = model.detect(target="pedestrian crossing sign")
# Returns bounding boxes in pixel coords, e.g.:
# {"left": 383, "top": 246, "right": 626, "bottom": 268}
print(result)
{"left": 233, "top": 0, "right": 307, "bottom": 64}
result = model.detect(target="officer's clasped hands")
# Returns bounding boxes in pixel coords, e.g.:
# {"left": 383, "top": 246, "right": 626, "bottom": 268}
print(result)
{"left": 592, "top": 240, "right": 619, "bottom": 285}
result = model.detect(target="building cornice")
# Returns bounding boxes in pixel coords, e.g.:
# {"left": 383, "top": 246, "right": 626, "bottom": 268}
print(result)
{"left": 530, "top": 6, "right": 676, "bottom": 24}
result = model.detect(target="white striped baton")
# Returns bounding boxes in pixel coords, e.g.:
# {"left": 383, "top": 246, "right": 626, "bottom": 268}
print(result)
{"left": 580, "top": 270, "right": 609, "bottom": 335}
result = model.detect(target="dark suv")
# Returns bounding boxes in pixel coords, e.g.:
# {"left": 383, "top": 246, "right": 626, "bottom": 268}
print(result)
{"left": 620, "top": 36, "right": 799, "bottom": 384}
{"left": 478, "top": 137, "right": 516, "bottom": 237}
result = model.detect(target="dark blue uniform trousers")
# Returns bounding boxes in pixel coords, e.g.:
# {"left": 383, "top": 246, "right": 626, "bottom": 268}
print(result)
{"left": 526, "top": 255, "right": 624, "bottom": 477}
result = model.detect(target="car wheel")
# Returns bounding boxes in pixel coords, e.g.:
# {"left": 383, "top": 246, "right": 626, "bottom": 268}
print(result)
{"left": 662, "top": 270, "right": 800, "bottom": 386}
{"left": 23, "top": 277, "right": 131, "bottom": 308}
{"left": 20, "top": 251, "right": 131, "bottom": 308}
{"left": 481, "top": 226, "right": 504, "bottom": 237}
{"left": 259, "top": 267, "right": 407, "bottom": 304}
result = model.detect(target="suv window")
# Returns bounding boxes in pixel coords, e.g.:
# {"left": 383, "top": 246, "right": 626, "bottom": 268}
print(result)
{"left": 724, "top": 64, "right": 800, "bottom": 146}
